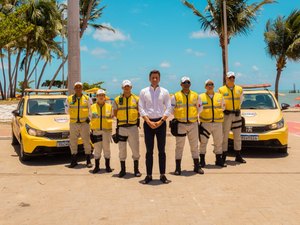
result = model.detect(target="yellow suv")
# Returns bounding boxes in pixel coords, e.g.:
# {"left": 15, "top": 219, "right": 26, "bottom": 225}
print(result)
{"left": 11, "top": 89, "right": 83, "bottom": 161}
{"left": 228, "top": 84, "right": 289, "bottom": 153}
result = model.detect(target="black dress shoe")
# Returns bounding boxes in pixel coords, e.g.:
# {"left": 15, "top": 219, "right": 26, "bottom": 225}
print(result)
{"left": 160, "top": 175, "right": 171, "bottom": 184}
{"left": 142, "top": 175, "right": 152, "bottom": 184}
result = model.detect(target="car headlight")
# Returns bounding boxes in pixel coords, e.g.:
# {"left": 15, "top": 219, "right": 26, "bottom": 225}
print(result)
{"left": 25, "top": 124, "right": 46, "bottom": 137}
{"left": 269, "top": 118, "right": 284, "bottom": 130}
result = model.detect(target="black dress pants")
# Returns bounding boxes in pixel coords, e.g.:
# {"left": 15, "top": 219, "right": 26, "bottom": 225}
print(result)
{"left": 143, "top": 118, "right": 166, "bottom": 175}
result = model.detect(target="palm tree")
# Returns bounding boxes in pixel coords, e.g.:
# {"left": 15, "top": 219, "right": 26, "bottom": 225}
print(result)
{"left": 49, "top": 0, "right": 114, "bottom": 90}
{"left": 183, "top": 0, "right": 274, "bottom": 84}
{"left": 264, "top": 10, "right": 300, "bottom": 100}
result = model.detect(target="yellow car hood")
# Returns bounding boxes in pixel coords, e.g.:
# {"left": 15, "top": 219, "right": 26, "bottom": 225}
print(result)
{"left": 241, "top": 109, "right": 282, "bottom": 125}
{"left": 26, "top": 115, "right": 70, "bottom": 131}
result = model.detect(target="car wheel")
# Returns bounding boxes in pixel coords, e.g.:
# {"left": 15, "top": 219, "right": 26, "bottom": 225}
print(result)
{"left": 278, "top": 147, "right": 288, "bottom": 154}
{"left": 11, "top": 129, "right": 19, "bottom": 145}
{"left": 19, "top": 138, "right": 30, "bottom": 161}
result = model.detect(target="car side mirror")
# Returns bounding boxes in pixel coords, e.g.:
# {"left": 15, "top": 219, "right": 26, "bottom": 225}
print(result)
{"left": 12, "top": 109, "right": 20, "bottom": 117}
{"left": 281, "top": 103, "right": 290, "bottom": 110}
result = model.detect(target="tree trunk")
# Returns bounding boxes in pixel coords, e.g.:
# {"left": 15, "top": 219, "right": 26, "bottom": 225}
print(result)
{"left": 27, "top": 54, "right": 41, "bottom": 81}
{"left": 275, "top": 56, "right": 286, "bottom": 101}
{"left": 67, "top": 0, "right": 81, "bottom": 94}
{"left": 0, "top": 49, "right": 7, "bottom": 100}
{"left": 36, "top": 60, "right": 48, "bottom": 89}
{"left": 80, "top": 0, "right": 94, "bottom": 38}
{"left": 12, "top": 50, "right": 21, "bottom": 97}
{"left": 220, "top": 37, "right": 226, "bottom": 85}
{"left": 48, "top": 55, "right": 68, "bottom": 89}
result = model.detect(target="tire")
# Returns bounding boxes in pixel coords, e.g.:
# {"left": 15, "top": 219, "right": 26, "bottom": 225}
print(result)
{"left": 19, "top": 138, "right": 30, "bottom": 161}
{"left": 278, "top": 147, "right": 288, "bottom": 154}
{"left": 11, "top": 129, "right": 19, "bottom": 145}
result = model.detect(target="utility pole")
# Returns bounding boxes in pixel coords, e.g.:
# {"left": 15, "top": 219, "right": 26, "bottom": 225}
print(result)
{"left": 223, "top": 0, "right": 228, "bottom": 84}
{"left": 67, "top": 0, "right": 81, "bottom": 94}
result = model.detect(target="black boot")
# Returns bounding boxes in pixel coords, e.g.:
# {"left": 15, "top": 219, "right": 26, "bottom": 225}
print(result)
{"left": 92, "top": 159, "right": 100, "bottom": 173}
{"left": 222, "top": 151, "right": 228, "bottom": 167}
{"left": 193, "top": 158, "right": 204, "bottom": 174}
{"left": 105, "top": 158, "right": 112, "bottom": 172}
{"left": 69, "top": 154, "right": 78, "bottom": 168}
{"left": 86, "top": 154, "right": 93, "bottom": 168}
{"left": 235, "top": 150, "right": 246, "bottom": 163}
{"left": 134, "top": 160, "right": 141, "bottom": 177}
{"left": 215, "top": 154, "right": 227, "bottom": 167}
{"left": 174, "top": 159, "right": 181, "bottom": 175}
{"left": 118, "top": 161, "right": 126, "bottom": 177}
{"left": 200, "top": 154, "right": 206, "bottom": 168}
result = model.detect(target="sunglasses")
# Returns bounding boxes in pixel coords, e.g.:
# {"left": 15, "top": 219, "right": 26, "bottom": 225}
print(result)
{"left": 206, "top": 83, "right": 214, "bottom": 87}
{"left": 228, "top": 76, "right": 235, "bottom": 79}
{"left": 182, "top": 81, "right": 191, "bottom": 85}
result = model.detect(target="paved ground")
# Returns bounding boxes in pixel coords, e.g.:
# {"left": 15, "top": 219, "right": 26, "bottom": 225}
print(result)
{"left": 0, "top": 112, "right": 300, "bottom": 225}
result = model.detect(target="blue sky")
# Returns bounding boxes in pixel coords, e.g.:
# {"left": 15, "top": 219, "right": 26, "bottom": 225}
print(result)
{"left": 4, "top": 0, "right": 299, "bottom": 96}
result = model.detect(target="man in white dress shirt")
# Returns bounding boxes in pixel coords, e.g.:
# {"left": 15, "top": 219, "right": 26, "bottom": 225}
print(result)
{"left": 139, "top": 70, "right": 172, "bottom": 184}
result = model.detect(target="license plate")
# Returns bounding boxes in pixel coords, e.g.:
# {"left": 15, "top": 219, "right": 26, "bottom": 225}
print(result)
{"left": 241, "top": 134, "right": 259, "bottom": 141}
{"left": 57, "top": 140, "right": 70, "bottom": 147}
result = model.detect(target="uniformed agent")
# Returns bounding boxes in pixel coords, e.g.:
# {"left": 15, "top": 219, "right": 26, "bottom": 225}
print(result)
{"left": 199, "top": 79, "right": 226, "bottom": 167}
{"left": 90, "top": 89, "right": 113, "bottom": 174}
{"left": 170, "top": 76, "right": 204, "bottom": 175}
{"left": 219, "top": 72, "right": 246, "bottom": 164}
{"left": 113, "top": 80, "right": 141, "bottom": 178}
{"left": 65, "top": 82, "right": 93, "bottom": 168}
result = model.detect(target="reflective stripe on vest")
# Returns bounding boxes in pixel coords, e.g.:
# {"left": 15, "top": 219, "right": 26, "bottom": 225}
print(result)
{"left": 67, "top": 95, "right": 89, "bottom": 123}
{"left": 199, "top": 93, "right": 224, "bottom": 123}
{"left": 219, "top": 85, "right": 243, "bottom": 111}
{"left": 174, "top": 90, "right": 198, "bottom": 123}
{"left": 90, "top": 103, "right": 112, "bottom": 131}
{"left": 115, "top": 94, "right": 139, "bottom": 126}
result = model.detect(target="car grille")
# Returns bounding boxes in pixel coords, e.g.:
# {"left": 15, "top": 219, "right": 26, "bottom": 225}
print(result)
{"left": 243, "top": 126, "right": 269, "bottom": 133}
{"left": 44, "top": 132, "right": 69, "bottom": 140}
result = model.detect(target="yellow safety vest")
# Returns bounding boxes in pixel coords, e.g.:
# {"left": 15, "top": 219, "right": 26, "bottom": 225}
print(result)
{"left": 67, "top": 94, "right": 90, "bottom": 123}
{"left": 200, "top": 93, "right": 224, "bottom": 123}
{"left": 218, "top": 85, "right": 243, "bottom": 111}
{"left": 115, "top": 94, "right": 139, "bottom": 126}
{"left": 174, "top": 90, "right": 199, "bottom": 123}
{"left": 90, "top": 103, "right": 113, "bottom": 131}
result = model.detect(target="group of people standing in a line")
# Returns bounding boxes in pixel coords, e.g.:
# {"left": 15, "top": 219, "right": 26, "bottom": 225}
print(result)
{"left": 65, "top": 70, "right": 246, "bottom": 184}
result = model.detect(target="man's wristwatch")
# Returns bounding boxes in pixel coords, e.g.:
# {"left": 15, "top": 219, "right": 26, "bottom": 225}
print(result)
{"left": 161, "top": 118, "right": 166, "bottom": 122}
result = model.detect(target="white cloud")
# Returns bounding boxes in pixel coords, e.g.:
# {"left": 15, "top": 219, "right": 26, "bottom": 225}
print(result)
{"left": 100, "top": 65, "right": 108, "bottom": 70}
{"left": 160, "top": 61, "right": 171, "bottom": 68}
{"left": 91, "top": 48, "right": 108, "bottom": 57}
{"left": 234, "top": 62, "right": 242, "bottom": 67}
{"left": 84, "top": 26, "right": 93, "bottom": 36}
{"left": 185, "top": 48, "right": 204, "bottom": 57}
{"left": 190, "top": 30, "right": 217, "bottom": 39}
{"left": 252, "top": 65, "right": 259, "bottom": 72}
{"left": 80, "top": 45, "right": 88, "bottom": 52}
{"left": 93, "top": 23, "right": 130, "bottom": 42}
{"left": 235, "top": 72, "right": 243, "bottom": 78}
{"left": 112, "top": 78, "right": 118, "bottom": 83}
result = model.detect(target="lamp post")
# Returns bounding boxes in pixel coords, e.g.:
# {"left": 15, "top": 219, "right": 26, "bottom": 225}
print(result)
{"left": 223, "top": 0, "right": 228, "bottom": 83}
{"left": 67, "top": 0, "right": 81, "bottom": 94}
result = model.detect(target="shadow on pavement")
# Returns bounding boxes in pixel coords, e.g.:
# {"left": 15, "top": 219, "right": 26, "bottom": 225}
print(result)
{"left": 228, "top": 148, "right": 289, "bottom": 159}
{"left": 12, "top": 144, "right": 88, "bottom": 166}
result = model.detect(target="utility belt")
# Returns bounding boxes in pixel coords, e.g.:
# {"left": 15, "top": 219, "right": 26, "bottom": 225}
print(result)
{"left": 90, "top": 130, "right": 102, "bottom": 144}
{"left": 178, "top": 121, "right": 195, "bottom": 124}
{"left": 75, "top": 118, "right": 90, "bottom": 124}
{"left": 198, "top": 122, "right": 211, "bottom": 142}
{"left": 169, "top": 119, "right": 186, "bottom": 137}
{"left": 223, "top": 110, "right": 241, "bottom": 116}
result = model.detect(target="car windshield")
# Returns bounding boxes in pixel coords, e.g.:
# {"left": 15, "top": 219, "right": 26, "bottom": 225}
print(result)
{"left": 241, "top": 93, "right": 277, "bottom": 109}
{"left": 27, "top": 98, "right": 66, "bottom": 115}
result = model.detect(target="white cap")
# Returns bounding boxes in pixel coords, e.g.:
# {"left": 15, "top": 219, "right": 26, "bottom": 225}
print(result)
{"left": 205, "top": 79, "right": 214, "bottom": 86}
{"left": 122, "top": 80, "right": 132, "bottom": 87}
{"left": 96, "top": 89, "right": 106, "bottom": 95}
{"left": 181, "top": 76, "right": 191, "bottom": 83}
{"left": 226, "top": 71, "right": 235, "bottom": 78}
{"left": 74, "top": 82, "right": 83, "bottom": 87}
